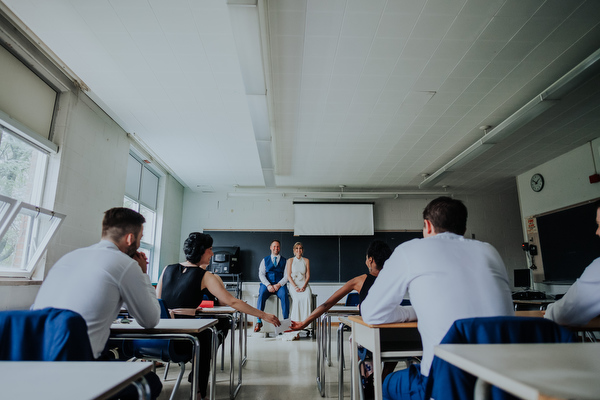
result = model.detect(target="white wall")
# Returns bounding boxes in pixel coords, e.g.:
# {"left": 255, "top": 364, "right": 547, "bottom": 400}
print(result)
{"left": 181, "top": 187, "right": 525, "bottom": 304}
{"left": 0, "top": 92, "right": 184, "bottom": 310}
{"left": 158, "top": 174, "right": 184, "bottom": 278}
{"left": 517, "top": 137, "right": 600, "bottom": 294}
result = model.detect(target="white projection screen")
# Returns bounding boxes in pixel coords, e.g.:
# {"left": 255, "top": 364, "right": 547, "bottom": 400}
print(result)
{"left": 293, "top": 203, "right": 374, "bottom": 236}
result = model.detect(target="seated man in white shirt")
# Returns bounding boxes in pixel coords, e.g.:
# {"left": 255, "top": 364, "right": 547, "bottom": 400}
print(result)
{"left": 545, "top": 200, "right": 600, "bottom": 326}
{"left": 361, "top": 197, "right": 514, "bottom": 400}
{"left": 33, "top": 207, "right": 162, "bottom": 399}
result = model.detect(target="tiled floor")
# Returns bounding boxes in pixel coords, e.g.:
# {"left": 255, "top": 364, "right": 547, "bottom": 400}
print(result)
{"left": 156, "top": 328, "right": 353, "bottom": 400}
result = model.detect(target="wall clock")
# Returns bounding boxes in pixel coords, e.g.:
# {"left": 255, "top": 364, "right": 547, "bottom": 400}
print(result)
{"left": 530, "top": 173, "right": 544, "bottom": 192}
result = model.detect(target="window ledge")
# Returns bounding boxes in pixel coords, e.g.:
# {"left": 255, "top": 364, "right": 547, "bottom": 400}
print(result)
{"left": 0, "top": 278, "right": 42, "bottom": 286}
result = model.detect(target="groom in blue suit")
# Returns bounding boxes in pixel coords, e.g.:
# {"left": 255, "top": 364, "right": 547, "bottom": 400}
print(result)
{"left": 254, "top": 240, "right": 289, "bottom": 332}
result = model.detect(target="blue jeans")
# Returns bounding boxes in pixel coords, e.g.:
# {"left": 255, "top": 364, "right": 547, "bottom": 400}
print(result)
{"left": 383, "top": 364, "right": 427, "bottom": 400}
{"left": 256, "top": 283, "right": 289, "bottom": 321}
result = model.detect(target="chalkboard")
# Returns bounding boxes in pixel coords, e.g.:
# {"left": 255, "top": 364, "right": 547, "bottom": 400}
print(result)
{"left": 205, "top": 230, "right": 422, "bottom": 283}
{"left": 537, "top": 201, "right": 600, "bottom": 283}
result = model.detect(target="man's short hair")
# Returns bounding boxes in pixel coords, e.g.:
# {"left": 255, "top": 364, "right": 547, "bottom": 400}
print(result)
{"left": 271, "top": 239, "right": 281, "bottom": 246}
{"left": 422, "top": 196, "right": 468, "bottom": 235}
{"left": 102, "top": 207, "right": 145, "bottom": 241}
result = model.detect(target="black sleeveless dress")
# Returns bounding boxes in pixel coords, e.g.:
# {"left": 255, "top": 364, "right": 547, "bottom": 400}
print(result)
{"left": 161, "top": 263, "right": 207, "bottom": 309}
{"left": 359, "top": 273, "right": 377, "bottom": 315}
{"left": 160, "top": 263, "right": 229, "bottom": 398}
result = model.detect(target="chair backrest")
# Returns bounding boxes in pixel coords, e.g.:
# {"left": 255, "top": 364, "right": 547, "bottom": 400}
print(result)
{"left": 345, "top": 292, "right": 360, "bottom": 306}
{"left": 0, "top": 308, "right": 94, "bottom": 361}
{"left": 157, "top": 298, "right": 171, "bottom": 319}
{"left": 426, "top": 316, "right": 576, "bottom": 400}
{"left": 124, "top": 299, "right": 191, "bottom": 363}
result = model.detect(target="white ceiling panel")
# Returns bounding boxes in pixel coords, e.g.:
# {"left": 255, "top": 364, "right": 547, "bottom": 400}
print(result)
{"left": 3, "top": 0, "right": 600, "bottom": 194}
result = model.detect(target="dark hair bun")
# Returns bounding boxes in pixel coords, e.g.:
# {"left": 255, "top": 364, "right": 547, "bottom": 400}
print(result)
{"left": 183, "top": 232, "right": 213, "bottom": 264}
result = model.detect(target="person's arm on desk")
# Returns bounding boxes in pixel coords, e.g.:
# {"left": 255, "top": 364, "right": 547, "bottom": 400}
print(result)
{"left": 203, "top": 272, "right": 281, "bottom": 327}
{"left": 545, "top": 259, "right": 600, "bottom": 326}
{"left": 121, "top": 252, "right": 160, "bottom": 328}
{"left": 291, "top": 275, "right": 366, "bottom": 331}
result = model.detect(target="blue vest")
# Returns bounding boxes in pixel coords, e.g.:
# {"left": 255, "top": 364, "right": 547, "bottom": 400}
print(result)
{"left": 264, "top": 255, "right": 286, "bottom": 284}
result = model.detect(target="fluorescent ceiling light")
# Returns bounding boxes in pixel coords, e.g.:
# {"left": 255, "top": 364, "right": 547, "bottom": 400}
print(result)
{"left": 227, "top": 190, "right": 451, "bottom": 199}
{"left": 246, "top": 95, "right": 270, "bottom": 141}
{"left": 447, "top": 142, "right": 495, "bottom": 171}
{"left": 481, "top": 97, "right": 557, "bottom": 145}
{"left": 228, "top": 0, "right": 276, "bottom": 188}
{"left": 228, "top": 4, "right": 265, "bottom": 95}
{"left": 420, "top": 46, "right": 600, "bottom": 189}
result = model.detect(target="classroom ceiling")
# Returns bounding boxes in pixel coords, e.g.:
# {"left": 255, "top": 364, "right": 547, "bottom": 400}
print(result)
{"left": 3, "top": 0, "right": 600, "bottom": 195}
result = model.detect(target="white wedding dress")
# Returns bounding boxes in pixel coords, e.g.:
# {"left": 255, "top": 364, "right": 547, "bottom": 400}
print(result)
{"left": 288, "top": 256, "right": 312, "bottom": 321}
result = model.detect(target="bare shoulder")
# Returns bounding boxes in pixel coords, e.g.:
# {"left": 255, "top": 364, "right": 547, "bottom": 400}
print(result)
{"left": 351, "top": 274, "right": 368, "bottom": 292}
{"left": 213, "top": 273, "right": 224, "bottom": 284}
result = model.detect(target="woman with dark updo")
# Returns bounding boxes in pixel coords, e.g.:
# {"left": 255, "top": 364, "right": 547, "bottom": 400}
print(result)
{"left": 157, "top": 232, "right": 280, "bottom": 400}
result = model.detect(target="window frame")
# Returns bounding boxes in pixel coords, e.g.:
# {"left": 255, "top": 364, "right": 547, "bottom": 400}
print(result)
{"left": 0, "top": 194, "right": 65, "bottom": 278}
{"left": 124, "top": 151, "right": 162, "bottom": 281}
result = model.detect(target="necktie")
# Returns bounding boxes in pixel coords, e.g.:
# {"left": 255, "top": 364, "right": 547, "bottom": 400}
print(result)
{"left": 272, "top": 256, "right": 276, "bottom": 265}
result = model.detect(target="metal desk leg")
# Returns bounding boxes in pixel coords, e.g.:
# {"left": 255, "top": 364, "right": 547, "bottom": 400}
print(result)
{"left": 209, "top": 327, "right": 217, "bottom": 400}
{"left": 351, "top": 322, "right": 359, "bottom": 400}
{"left": 316, "top": 315, "right": 326, "bottom": 397}
{"left": 338, "top": 323, "right": 344, "bottom": 400}
{"left": 133, "top": 375, "right": 151, "bottom": 400}
{"left": 228, "top": 312, "right": 243, "bottom": 399}
{"left": 229, "top": 314, "right": 236, "bottom": 399}
{"left": 372, "top": 327, "right": 383, "bottom": 400}
{"left": 233, "top": 312, "right": 243, "bottom": 399}
{"left": 242, "top": 312, "right": 248, "bottom": 366}
{"left": 474, "top": 378, "right": 491, "bottom": 400}
{"left": 316, "top": 314, "right": 321, "bottom": 390}
{"left": 220, "top": 330, "right": 225, "bottom": 371}
{"left": 327, "top": 314, "right": 333, "bottom": 367}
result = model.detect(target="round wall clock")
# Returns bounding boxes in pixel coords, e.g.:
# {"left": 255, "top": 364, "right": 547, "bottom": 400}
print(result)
{"left": 530, "top": 173, "right": 544, "bottom": 192}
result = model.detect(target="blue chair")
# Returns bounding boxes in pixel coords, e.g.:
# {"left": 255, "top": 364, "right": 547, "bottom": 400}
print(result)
{"left": 425, "top": 316, "right": 576, "bottom": 400}
{"left": 0, "top": 307, "right": 93, "bottom": 361}
{"left": 121, "top": 299, "right": 192, "bottom": 400}
{"left": 345, "top": 292, "right": 360, "bottom": 306}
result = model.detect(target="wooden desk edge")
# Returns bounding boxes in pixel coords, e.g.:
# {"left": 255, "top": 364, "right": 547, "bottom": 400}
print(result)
{"left": 348, "top": 315, "right": 418, "bottom": 328}
{"left": 110, "top": 319, "right": 218, "bottom": 334}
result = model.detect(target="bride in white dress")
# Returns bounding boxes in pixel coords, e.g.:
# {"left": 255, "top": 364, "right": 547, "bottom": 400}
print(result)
{"left": 286, "top": 242, "right": 312, "bottom": 339}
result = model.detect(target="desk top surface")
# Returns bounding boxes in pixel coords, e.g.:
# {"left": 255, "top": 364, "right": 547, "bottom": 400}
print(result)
{"left": 111, "top": 318, "right": 217, "bottom": 333}
{"left": 435, "top": 343, "right": 600, "bottom": 400}
{"left": 348, "top": 315, "right": 418, "bottom": 328}
{"left": 512, "top": 299, "right": 555, "bottom": 304}
{"left": 0, "top": 361, "right": 152, "bottom": 400}
{"left": 514, "top": 310, "right": 600, "bottom": 330}
{"left": 327, "top": 305, "right": 361, "bottom": 315}
{"left": 196, "top": 306, "right": 237, "bottom": 314}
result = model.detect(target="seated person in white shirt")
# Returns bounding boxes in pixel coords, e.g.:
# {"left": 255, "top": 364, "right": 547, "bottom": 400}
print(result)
{"left": 32, "top": 207, "right": 162, "bottom": 400}
{"left": 361, "top": 197, "right": 514, "bottom": 400}
{"left": 545, "top": 200, "right": 600, "bottom": 326}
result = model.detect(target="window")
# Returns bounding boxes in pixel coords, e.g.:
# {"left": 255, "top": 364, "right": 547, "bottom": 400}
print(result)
{"left": 0, "top": 194, "right": 65, "bottom": 278}
{"left": 0, "top": 125, "right": 58, "bottom": 278}
{"left": 124, "top": 153, "right": 160, "bottom": 279}
{"left": 0, "top": 127, "right": 48, "bottom": 205}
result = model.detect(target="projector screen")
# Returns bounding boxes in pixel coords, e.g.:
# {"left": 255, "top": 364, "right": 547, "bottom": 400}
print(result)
{"left": 293, "top": 202, "right": 374, "bottom": 236}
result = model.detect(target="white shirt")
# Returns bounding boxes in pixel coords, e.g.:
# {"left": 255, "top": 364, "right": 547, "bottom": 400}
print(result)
{"left": 32, "top": 240, "right": 160, "bottom": 358}
{"left": 545, "top": 257, "right": 600, "bottom": 326}
{"left": 361, "top": 232, "right": 514, "bottom": 376}
{"left": 258, "top": 255, "right": 288, "bottom": 287}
